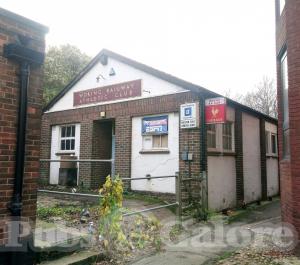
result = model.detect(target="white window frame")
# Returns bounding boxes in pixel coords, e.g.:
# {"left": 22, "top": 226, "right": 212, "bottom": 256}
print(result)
{"left": 266, "top": 131, "right": 278, "bottom": 156}
{"left": 59, "top": 124, "right": 76, "bottom": 152}
{"left": 207, "top": 122, "right": 235, "bottom": 153}
{"left": 142, "top": 134, "right": 169, "bottom": 151}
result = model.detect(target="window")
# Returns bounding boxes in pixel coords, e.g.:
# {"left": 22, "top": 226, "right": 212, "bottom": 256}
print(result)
{"left": 60, "top": 125, "right": 76, "bottom": 151}
{"left": 206, "top": 122, "right": 234, "bottom": 152}
{"left": 152, "top": 135, "right": 168, "bottom": 149}
{"left": 271, "top": 134, "right": 277, "bottom": 155}
{"left": 279, "top": 0, "right": 285, "bottom": 14}
{"left": 265, "top": 131, "right": 270, "bottom": 152}
{"left": 281, "top": 51, "right": 290, "bottom": 157}
{"left": 222, "top": 123, "right": 233, "bottom": 151}
{"left": 207, "top": 124, "right": 216, "bottom": 149}
{"left": 266, "top": 131, "right": 278, "bottom": 156}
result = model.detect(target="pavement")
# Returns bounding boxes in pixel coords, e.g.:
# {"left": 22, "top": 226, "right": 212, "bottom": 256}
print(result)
{"left": 130, "top": 200, "right": 282, "bottom": 265}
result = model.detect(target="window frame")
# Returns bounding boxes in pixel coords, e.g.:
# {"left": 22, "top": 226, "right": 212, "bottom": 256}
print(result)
{"left": 207, "top": 122, "right": 235, "bottom": 153}
{"left": 280, "top": 50, "right": 290, "bottom": 158}
{"left": 152, "top": 134, "right": 168, "bottom": 149}
{"left": 59, "top": 124, "right": 76, "bottom": 152}
{"left": 207, "top": 124, "right": 217, "bottom": 149}
{"left": 265, "top": 130, "right": 278, "bottom": 156}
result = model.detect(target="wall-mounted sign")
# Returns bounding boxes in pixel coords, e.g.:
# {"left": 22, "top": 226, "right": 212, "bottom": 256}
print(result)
{"left": 142, "top": 115, "right": 168, "bottom": 135}
{"left": 205, "top": 97, "right": 226, "bottom": 124}
{"left": 73, "top": 79, "right": 142, "bottom": 106}
{"left": 180, "top": 102, "right": 199, "bottom": 129}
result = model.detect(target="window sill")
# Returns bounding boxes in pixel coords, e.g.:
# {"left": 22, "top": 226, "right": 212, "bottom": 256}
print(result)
{"left": 139, "top": 149, "right": 170, "bottom": 154}
{"left": 55, "top": 151, "right": 76, "bottom": 156}
{"left": 207, "top": 150, "right": 236, "bottom": 157}
{"left": 266, "top": 154, "right": 278, "bottom": 158}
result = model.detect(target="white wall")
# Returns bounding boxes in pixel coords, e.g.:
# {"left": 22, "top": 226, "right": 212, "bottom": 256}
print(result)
{"left": 242, "top": 113, "right": 262, "bottom": 203}
{"left": 49, "top": 124, "right": 81, "bottom": 184}
{"left": 131, "top": 113, "right": 179, "bottom": 193}
{"left": 208, "top": 156, "right": 236, "bottom": 211}
{"left": 46, "top": 57, "right": 188, "bottom": 113}
{"left": 265, "top": 122, "right": 279, "bottom": 197}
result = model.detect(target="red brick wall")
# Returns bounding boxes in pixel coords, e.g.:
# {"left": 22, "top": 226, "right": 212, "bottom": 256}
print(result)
{"left": 276, "top": 0, "right": 300, "bottom": 234}
{"left": 0, "top": 8, "right": 46, "bottom": 249}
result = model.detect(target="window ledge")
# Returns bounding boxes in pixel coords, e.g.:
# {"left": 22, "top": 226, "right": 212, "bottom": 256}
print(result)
{"left": 139, "top": 149, "right": 170, "bottom": 154}
{"left": 55, "top": 152, "right": 76, "bottom": 156}
{"left": 208, "top": 150, "right": 236, "bottom": 157}
{"left": 266, "top": 154, "right": 278, "bottom": 158}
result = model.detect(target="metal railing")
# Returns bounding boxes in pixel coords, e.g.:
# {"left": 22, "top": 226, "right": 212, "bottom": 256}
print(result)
{"left": 39, "top": 158, "right": 182, "bottom": 220}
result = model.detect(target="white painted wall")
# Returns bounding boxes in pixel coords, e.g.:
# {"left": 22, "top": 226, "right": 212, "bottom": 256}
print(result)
{"left": 242, "top": 113, "right": 262, "bottom": 203}
{"left": 208, "top": 156, "right": 236, "bottom": 211}
{"left": 46, "top": 57, "right": 188, "bottom": 113}
{"left": 265, "top": 122, "right": 279, "bottom": 197}
{"left": 49, "top": 124, "right": 81, "bottom": 184}
{"left": 131, "top": 113, "right": 179, "bottom": 193}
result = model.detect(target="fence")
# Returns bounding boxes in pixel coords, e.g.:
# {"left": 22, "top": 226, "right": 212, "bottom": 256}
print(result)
{"left": 39, "top": 159, "right": 183, "bottom": 220}
{"left": 39, "top": 158, "right": 208, "bottom": 220}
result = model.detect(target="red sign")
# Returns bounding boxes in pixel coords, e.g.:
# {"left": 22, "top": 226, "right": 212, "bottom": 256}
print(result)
{"left": 73, "top": 79, "right": 142, "bottom": 106}
{"left": 205, "top": 97, "right": 226, "bottom": 124}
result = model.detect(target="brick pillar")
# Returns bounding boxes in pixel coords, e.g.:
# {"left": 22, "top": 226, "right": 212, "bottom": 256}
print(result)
{"left": 79, "top": 120, "right": 93, "bottom": 187}
{"left": 40, "top": 117, "right": 51, "bottom": 184}
{"left": 260, "top": 118, "right": 268, "bottom": 200}
{"left": 115, "top": 116, "right": 132, "bottom": 189}
{"left": 235, "top": 109, "right": 244, "bottom": 205}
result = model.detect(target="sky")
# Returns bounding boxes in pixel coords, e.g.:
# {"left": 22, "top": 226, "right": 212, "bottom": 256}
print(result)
{"left": 0, "top": 0, "right": 277, "bottom": 96}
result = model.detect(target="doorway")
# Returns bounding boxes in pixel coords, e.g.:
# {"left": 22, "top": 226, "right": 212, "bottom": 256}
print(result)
{"left": 91, "top": 119, "right": 115, "bottom": 188}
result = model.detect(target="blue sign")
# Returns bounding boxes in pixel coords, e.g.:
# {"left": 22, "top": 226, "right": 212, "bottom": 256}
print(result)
{"left": 142, "top": 115, "right": 168, "bottom": 135}
{"left": 184, "top": 107, "right": 192, "bottom": 117}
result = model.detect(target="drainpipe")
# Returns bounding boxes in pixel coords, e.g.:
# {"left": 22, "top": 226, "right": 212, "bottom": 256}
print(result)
{"left": 4, "top": 40, "right": 44, "bottom": 265}
{"left": 9, "top": 61, "right": 30, "bottom": 216}
{"left": 200, "top": 95, "right": 208, "bottom": 220}
{"left": 3, "top": 42, "right": 44, "bottom": 216}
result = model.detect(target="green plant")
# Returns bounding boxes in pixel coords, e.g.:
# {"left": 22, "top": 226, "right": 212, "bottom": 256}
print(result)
{"left": 98, "top": 175, "right": 127, "bottom": 255}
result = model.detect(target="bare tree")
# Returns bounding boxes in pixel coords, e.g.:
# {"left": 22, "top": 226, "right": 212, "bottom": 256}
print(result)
{"left": 242, "top": 76, "right": 277, "bottom": 118}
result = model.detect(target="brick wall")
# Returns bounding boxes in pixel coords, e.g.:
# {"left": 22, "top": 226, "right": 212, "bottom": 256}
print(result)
{"left": 41, "top": 92, "right": 203, "bottom": 192}
{"left": 276, "top": 0, "right": 300, "bottom": 234}
{"left": 0, "top": 7, "right": 47, "bottom": 263}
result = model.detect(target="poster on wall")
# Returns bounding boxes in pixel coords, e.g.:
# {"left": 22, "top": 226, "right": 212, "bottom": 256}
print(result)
{"left": 205, "top": 97, "right": 226, "bottom": 124}
{"left": 142, "top": 115, "right": 168, "bottom": 135}
{"left": 180, "top": 102, "right": 199, "bottom": 129}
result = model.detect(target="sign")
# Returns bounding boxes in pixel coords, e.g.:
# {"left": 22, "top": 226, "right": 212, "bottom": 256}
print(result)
{"left": 205, "top": 97, "right": 226, "bottom": 124}
{"left": 73, "top": 79, "right": 142, "bottom": 106}
{"left": 142, "top": 115, "right": 168, "bottom": 135}
{"left": 180, "top": 102, "right": 199, "bottom": 129}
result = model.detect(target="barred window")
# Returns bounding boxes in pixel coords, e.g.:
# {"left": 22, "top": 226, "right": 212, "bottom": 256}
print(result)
{"left": 207, "top": 124, "right": 216, "bottom": 149}
{"left": 60, "top": 125, "right": 76, "bottom": 151}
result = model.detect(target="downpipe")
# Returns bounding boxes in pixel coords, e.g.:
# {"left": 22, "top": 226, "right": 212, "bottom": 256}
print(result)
{"left": 8, "top": 61, "right": 30, "bottom": 216}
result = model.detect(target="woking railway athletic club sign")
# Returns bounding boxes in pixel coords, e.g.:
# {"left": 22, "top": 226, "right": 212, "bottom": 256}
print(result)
{"left": 205, "top": 97, "right": 226, "bottom": 124}
{"left": 73, "top": 79, "right": 142, "bottom": 106}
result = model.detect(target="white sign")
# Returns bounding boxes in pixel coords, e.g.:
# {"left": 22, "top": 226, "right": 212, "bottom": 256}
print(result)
{"left": 180, "top": 102, "right": 199, "bottom": 129}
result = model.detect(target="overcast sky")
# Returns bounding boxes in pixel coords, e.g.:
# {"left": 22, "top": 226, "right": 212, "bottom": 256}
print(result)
{"left": 0, "top": 0, "right": 276, "bottom": 96}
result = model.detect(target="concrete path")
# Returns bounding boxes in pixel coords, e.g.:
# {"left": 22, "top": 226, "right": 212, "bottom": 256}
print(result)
{"left": 131, "top": 201, "right": 281, "bottom": 265}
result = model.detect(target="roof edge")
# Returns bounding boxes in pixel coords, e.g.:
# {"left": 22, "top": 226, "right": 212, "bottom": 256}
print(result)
{"left": 0, "top": 8, "right": 49, "bottom": 33}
